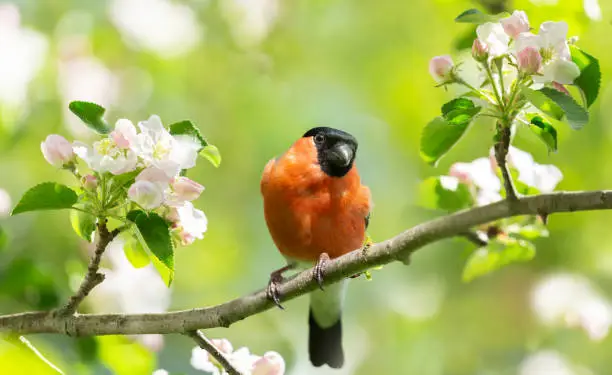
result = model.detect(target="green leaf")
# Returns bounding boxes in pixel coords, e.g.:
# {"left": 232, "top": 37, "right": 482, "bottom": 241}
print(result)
{"left": 420, "top": 99, "right": 481, "bottom": 165}
{"left": 419, "top": 177, "right": 473, "bottom": 212}
{"left": 123, "top": 233, "right": 150, "bottom": 268}
{"left": 70, "top": 207, "right": 97, "bottom": 242}
{"left": 521, "top": 87, "right": 589, "bottom": 130}
{"left": 453, "top": 26, "right": 477, "bottom": 51}
{"left": 527, "top": 114, "right": 558, "bottom": 152}
{"left": 454, "top": 8, "right": 509, "bottom": 24}
{"left": 127, "top": 210, "right": 174, "bottom": 286}
{"left": 540, "top": 87, "right": 589, "bottom": 130}
{"left": 169, "top": 120, "right": 208, "bottom": 149}
{"left": 462, "top": 238, "right": 535, "bottom": 282}
{"left": 570, "top": 45, "right": 600, "bottom": 107}
{"left": 199, "top": 145, "right": 222, "bottom": 168}
{"left": 441, "top": 98, "right": 475, "bottom": 115}
{"left": 521, "top": 86, "right": 564, "bottom": 120}
{"left": 111, "top": 169, "right": 141, "bottom": 189}
{"left": 12, "top": 183, "right": 78, "bottom": 215}
{"left": 68, "top": 101, "right": 111, "bottom": 134}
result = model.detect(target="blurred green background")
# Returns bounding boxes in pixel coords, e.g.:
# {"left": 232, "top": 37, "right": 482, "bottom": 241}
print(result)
{"left": 0, "top": 0, "right": 611, "bottom": 374}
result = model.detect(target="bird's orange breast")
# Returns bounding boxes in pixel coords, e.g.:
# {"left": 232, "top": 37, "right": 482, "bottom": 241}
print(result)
{"left": 261, "top": 138, "right": 371, "bottom": 261}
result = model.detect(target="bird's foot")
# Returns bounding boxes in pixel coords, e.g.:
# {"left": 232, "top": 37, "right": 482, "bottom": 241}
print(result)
{"left": 266, "top": 264, "right": 295, "bottom": 310}
{"left": 313, "top": 253, "right": 330, "bottom": 290}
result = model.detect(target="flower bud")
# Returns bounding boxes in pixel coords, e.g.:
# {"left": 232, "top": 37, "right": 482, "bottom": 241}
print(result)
{"left": 471, "top": 39, "right": 489, "bottom": 62}
{"left": 172, "top": 177, "right": 204, "bottom": 202}
{"left": 128, "top": 180, "right": 164, "bottom": 209}
{"left": 517, "top": 46, "right": 542, "bottom": 75}
{"left": 211, "top": 339, "right": 233, "bottom": 355}
{"left": 252, "top": 351, "right": 286, "bottom": 375}
{"left": 501, "top": 10, "right": 530, "bottom": 39}
{"left": 82, "top": 174, "right": 98, "bottom": 190}
{"left": 40, "top": 134, "right": 74, "bottom": 167}
{"left": 429, "top": 55, "right": 454, "bottom": 82}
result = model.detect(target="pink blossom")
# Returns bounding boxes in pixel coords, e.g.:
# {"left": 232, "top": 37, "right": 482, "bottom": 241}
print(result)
{"left": 517, "top": 46, "right": 542, "bottom": 74}
{"left": 172, "top": 177, "right": 204, "bottom": 201}
{"left": 500, "top": 10, "right": 530, "bottom": 39}
{"left": 471, "top": 39, "right": 488, "bottom": 62}
{"left": 82, "top": 174, "right": 98, "bottom": 190}
{"left": 252, "top": 351, "right": 286, "bottom": 375}
{"left": 428, "top": 55, "right": 454, "bottom": 82}
{"left": 41, "top": 134, "right": 74, "bottom": 167}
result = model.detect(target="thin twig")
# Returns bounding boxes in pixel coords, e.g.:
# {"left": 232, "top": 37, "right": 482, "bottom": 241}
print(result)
{"left": 186, "top": 330, "right": 242, "bottom": 375}
{"left": 1, "top": 190, "right": 612, "bottom": 336}
{"left": 55, "top": 219, "right": 117, "bottom": 317}
{"left": 8, "top": 335, "right": 65, "bottom": 374}
{"left": 495, "top": 123, "right": 518, "bottom": 201}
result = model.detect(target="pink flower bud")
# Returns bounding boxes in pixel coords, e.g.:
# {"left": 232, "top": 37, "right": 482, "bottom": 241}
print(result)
{"left": 211, "top": 339, "right": 233, "bottom": 355}
{"left": 252, "top": 351, "right": 285, "bottom": 375}
{"left": 172, "top": 177, "right": 204, "bottom": 202}
{"left": 41, "top": 134, "right": 74, "bottom": 167}
{"left": 517, "top": 46, "right": 542, "bottom": 74}
{"left": 471, "top": 39, "right": 489, "bottom": 62}
{"left": 552, "top": 82, "right": 570, "bottom": 95}
{"left": 429, "top": 55, "right": 454, "bottom": 82}
{"left": 501, "top": 10, "right": 530, "bottom": 39}
{"left": 128, "top": 180, "right": 164, "bottom": 209}
{"left": 82, "top": 174, "right": 98, "bottom": 190}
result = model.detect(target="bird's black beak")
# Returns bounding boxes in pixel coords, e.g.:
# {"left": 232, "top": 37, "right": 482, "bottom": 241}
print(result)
{"left": 327, "top": 143, "right": 354, "bottom": 168}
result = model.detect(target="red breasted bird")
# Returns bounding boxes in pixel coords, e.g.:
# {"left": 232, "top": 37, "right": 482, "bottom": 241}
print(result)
{"left": 260, "top": 127, "right": 371, "bottom": 368}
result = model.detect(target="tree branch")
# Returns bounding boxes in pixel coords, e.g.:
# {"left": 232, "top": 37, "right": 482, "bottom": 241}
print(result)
{"left": 494, "top": 123, "right": 518, "bottom": 201}
{"left": 1, "top": 190, "right": 612, "bottom": 336}
{"left": 55, "top": 220, "right": 117, "bottom": 317}
{"left": 186, "top": 330, "right": 242, "bottom": 375}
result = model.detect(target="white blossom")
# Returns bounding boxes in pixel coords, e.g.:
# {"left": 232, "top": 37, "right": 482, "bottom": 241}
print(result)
{"left": 519, "top": 350, "right": 580, "bottom": 375}
{"left": 477, "top": 22, "right": 510, "bottom": 57}
{"left": 515, "top": 22, "right": 580, "bottom": 84}
{"left": 135, "top": 115, "right": 201, "bottom": 178}
{"left": 531, "top": 273, "right": 612, "bottom": 340}
{"left": 175, "top": 201, "right": 208, "bottom": 245}
{"left": 0, "top": 4, "right": 47, "bottom": 109}
{"left": 109, "top": 0, "right": 202, "bottom": 57}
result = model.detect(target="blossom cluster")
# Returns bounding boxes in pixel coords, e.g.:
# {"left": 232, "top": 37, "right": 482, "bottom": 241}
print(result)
{"left": 444, "top": 146, "right": 562, "bottom": 206}
{"left": 430, "top": 10, "right": 580, "bottom": 86}
{"left": 40, "top": 114, "right": 207, "bottom": 246}
{"left": 191, "top": 339, "right": 285, "bottom": 375}
{"left": 155, "top": 338, "right": 285, "bottom": 375}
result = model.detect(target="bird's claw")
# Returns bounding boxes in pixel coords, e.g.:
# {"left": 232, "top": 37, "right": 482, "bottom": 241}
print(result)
{"left": 266, "top": 275, "right": 285, "bottom": 310}
{"left": 313, "top": 253, "right": 330, "bottom": 290}
{"left": 266, "top": 264, "right": 295, "bottom": 310}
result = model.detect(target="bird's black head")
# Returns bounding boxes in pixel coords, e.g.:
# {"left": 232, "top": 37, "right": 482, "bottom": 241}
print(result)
{"left": 303, "top": 127, "right": 358, "bottom": 178}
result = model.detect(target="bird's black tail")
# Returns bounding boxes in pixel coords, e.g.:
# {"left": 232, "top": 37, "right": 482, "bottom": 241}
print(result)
{"left": 308, "top": 309, "right": 344, "bottom": 368}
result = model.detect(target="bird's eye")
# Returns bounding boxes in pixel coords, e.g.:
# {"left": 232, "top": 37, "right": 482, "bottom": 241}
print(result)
{"left": 314, "top": 133, "right": 325, "bottom": 144}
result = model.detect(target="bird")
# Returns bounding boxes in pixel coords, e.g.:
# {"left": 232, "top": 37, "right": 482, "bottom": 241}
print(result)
{"left": 260, "top": 126, "right": 371, "bottom": 368}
